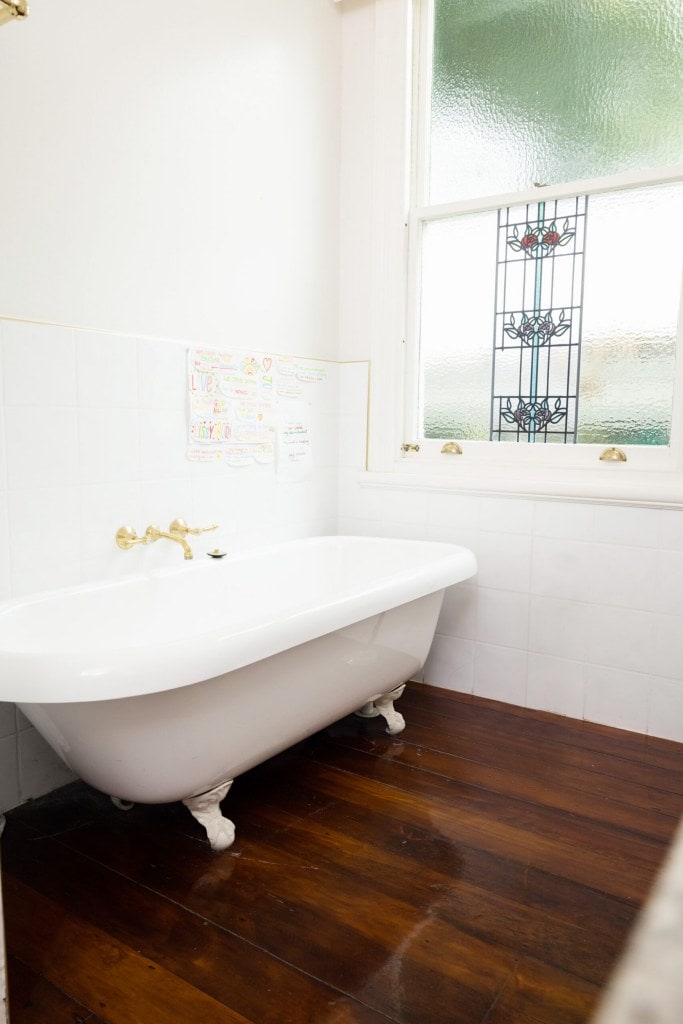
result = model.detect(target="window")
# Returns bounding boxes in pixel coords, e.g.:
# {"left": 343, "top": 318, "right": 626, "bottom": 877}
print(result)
{"left": 405, "top": 0, "right": 683, "bottom": 466}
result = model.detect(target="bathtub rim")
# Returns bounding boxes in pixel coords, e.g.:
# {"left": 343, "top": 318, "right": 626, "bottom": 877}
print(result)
{"left": 0, "top": 534, "right": 477, "bottom": 704}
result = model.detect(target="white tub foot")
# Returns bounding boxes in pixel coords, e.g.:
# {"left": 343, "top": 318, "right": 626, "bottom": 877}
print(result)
{"left": 374, "top": 683, "right": 407, "bottom": 735}
{"left": 354, "top": 684, "right": 407, "bottom": 735}
{"left": 110, "top": 796, "right": 135, "bottom": 811}
{"left": 183, "top": 780, "right": 235, "bottom": 852}
{"left": 354, "top": 700, "right": 381, "bottom": 719}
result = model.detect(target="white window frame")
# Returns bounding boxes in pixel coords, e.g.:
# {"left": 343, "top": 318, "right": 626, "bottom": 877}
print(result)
{"left": 359, "top": 0, "right": 683, "bottom": 508}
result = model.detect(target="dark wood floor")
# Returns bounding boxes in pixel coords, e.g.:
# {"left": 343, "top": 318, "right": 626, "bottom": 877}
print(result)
{"left": 2, "top": 683, "right": 683, "bottom": 1024}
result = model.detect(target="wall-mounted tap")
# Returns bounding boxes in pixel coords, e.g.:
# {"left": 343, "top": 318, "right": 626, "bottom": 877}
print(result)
{"left": 168, "top": 518, "right": 218, "bottom": 540}
{"left": 115, "top": 520, "right": 218, "bottom": 561}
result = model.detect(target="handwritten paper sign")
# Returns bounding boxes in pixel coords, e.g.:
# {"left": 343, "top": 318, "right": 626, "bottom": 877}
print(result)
{"left": 187, "top": 347, "right": 326, "bottom": 472}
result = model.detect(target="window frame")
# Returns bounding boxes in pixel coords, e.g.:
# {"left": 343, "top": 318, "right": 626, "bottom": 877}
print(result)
{"left": 389, "top": 0, "right": 683, "bottom": 501}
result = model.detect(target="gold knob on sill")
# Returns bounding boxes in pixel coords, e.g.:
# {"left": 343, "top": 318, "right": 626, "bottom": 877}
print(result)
{"left": 599, "top": 446, "right": 627, "bottom": 463}
{"left": 401, "top": 443, "right": 420, "bottom": 453}
{"left": 441, "top": 441, "right": 463, "bottom": 455}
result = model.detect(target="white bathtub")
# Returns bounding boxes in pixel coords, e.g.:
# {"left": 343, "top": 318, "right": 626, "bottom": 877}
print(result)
{"left": 0, "top": 535, "right": 476, "bottom": 850}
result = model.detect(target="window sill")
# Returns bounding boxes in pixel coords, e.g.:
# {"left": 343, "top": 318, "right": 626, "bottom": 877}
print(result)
{"left": 358, "top": 462, "right": 683, "bottom": 508}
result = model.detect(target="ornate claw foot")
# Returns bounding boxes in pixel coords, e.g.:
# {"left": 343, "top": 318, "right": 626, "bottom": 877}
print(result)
{"left": 183, "top": 780, "right": 235, "bottom": 852}
{"left": 374, "top": 683, "right": 407, "bottom": 735}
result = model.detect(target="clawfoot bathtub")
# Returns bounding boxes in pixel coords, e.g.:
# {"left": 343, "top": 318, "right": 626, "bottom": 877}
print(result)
{"left": 0, "top": 536, "right": 476, "bottom": 850}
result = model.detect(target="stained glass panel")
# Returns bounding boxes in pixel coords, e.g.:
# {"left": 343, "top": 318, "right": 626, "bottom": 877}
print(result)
{"left": 491, "top": 197, "right": 587, "bottom": 443}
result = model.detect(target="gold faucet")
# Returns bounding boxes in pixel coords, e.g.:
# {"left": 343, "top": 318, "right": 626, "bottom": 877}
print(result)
{"left": 115, "top": 519, "right": 218, "bottom": 561}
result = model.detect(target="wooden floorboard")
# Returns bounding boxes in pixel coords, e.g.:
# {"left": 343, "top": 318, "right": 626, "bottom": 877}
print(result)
{"left": 3, "top": 683, "right": 682, "bottom": 1024}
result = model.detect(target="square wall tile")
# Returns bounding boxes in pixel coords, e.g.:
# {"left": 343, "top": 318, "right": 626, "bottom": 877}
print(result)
{"left": 533, "top": 500, "right": 595, "bottom": 542}
{"left": 658, "top": 509, "right": 683, "bottom": 552}
{"left": 79, "top": 407, "right": 141, "bottom": 484}
{"left": 651, "top": 614, "right": 683, "bottom": 681}
{"left": 80, "top": 481, "right": 142, "bottom": 543}
{"left": 18, "top": 727, "right": 76, "bottom": 802}
{"left": 478, "top": 496, "right": 535, "bottom": 535}
{"left": 4, "top": 406, "right": 79, "bottom": 489}
{"left": 427, "top": 492, "right": 481, "bottom": 531}
{"left": 436, "top": 583, "right": 477, "bottom": 640}
{"left": 10, "top": 549, "right": 81, "bottom": 599}
{"left": 338, "top": 470, "right": 382, "bottom": 522}
{"left": 338, "top": 410, "right": 368, "bottom": 471}
{"left": 139, "top": 407, "right": 188, "bottom": 480}
{"left": 76, "top": 331, "right": 139, "bottom": 408}
{"left": 592, "top": 504, "right": 660, "bottom": 548}
{"left": 379, "top": 487, "right": 429, "bottom": 526}
{"left": 7, "top": 486, "right": 81, "bottom": 595}
{"left": 337, "top": 517, "right": 385, "bottom": 537}
{"left": 655, "top": 548, "right": 683, "bottom": 617}
{"left": 586, "top": 605, "right": 654, "bottom": 675}
{"left": 526, "top": 653, "right": 586, "bottom": 719}
{"left": 584, "top": 665, "right": 650, "bottom": 734}
{"left": 476, "top": 588, "right": 529, "bottom": 650}
{"left": 587, "top": 543, "right": 657, "bottom": 611}
{"left": 647, "top": 676, "right": 683, "bottom": 743}
{"left": 8, "top": 484, "right": 80, "bottom": 538}
{"left": 528, "top": 595, "right": 588, "bottom": 661}
{"left": 477, "top": 531, "right": 532, "bottom": 592}
{"left": 2, "top": 321, "right": 76, "bottom": 407}
{"left": 138, "top": 337, "right": 187, "bottom": 410}
{"left": 473, "top": 643, "right": 527, "bottom": 705}
{"left": 530, "top": 537, "right": 594, "bottom": 602}
{"left": 422, "top": 635, "right": 474, "bottom": 693}
{"left": 142, "top": 477, "right": 195, "bottom": 528}
{"left": 339, "top": 362, "right": 369, "bottom": 420}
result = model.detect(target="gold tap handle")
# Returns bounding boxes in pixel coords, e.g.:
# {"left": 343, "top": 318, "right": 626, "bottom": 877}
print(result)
{"left": 169, "top": 518, "right": 219, "bottom": 537}
{"left": 115, "top": 525, "right": 148, "bottom": 550}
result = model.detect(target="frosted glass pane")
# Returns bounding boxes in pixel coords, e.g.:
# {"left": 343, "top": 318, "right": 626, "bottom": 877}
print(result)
{"left": 577, "top": 183, "right": 683, "bottom": 445}
{"left": 431, "top": 0, "right": 683, "bottom": 203}
{"left": 421, "top": 213, "right": 496, "bottom": 439}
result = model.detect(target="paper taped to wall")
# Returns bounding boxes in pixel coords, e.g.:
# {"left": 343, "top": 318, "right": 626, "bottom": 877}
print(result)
{"left": 187, "top": 347, "right": 324, "bottom": 475}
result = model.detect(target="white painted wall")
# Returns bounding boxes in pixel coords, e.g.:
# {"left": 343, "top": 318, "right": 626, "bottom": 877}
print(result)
{"left": 0, "top": 0, "right": 343, "bottom": 815}
{"left": 0, "top": 0, "right": 340, "bottom": 353}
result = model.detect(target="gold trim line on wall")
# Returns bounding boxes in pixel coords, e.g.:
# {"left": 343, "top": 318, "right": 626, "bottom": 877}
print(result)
{"left": 599, "top": 446, "right": 627, "bottom": 463}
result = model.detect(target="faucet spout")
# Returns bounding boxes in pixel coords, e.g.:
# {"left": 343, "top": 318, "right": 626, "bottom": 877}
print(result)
{"left": 144, "top": 525, "right": 193, "bottom": 559}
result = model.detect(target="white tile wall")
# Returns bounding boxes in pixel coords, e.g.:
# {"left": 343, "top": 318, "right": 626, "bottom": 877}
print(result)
{"left": 0, "top": 318, "right": 340, "bottom": 812}
{"left": 338, "top": 365, "right": 683, "bottom": 744}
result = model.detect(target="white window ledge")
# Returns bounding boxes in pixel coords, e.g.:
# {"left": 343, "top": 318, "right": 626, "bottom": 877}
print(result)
{"left": 358, "top": 464, "right": 683, "bottom": 508}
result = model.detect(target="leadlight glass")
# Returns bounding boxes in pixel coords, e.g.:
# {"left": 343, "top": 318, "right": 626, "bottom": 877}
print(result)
{"left": 491, "top": 197, "right": 587, "bottom": 443}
